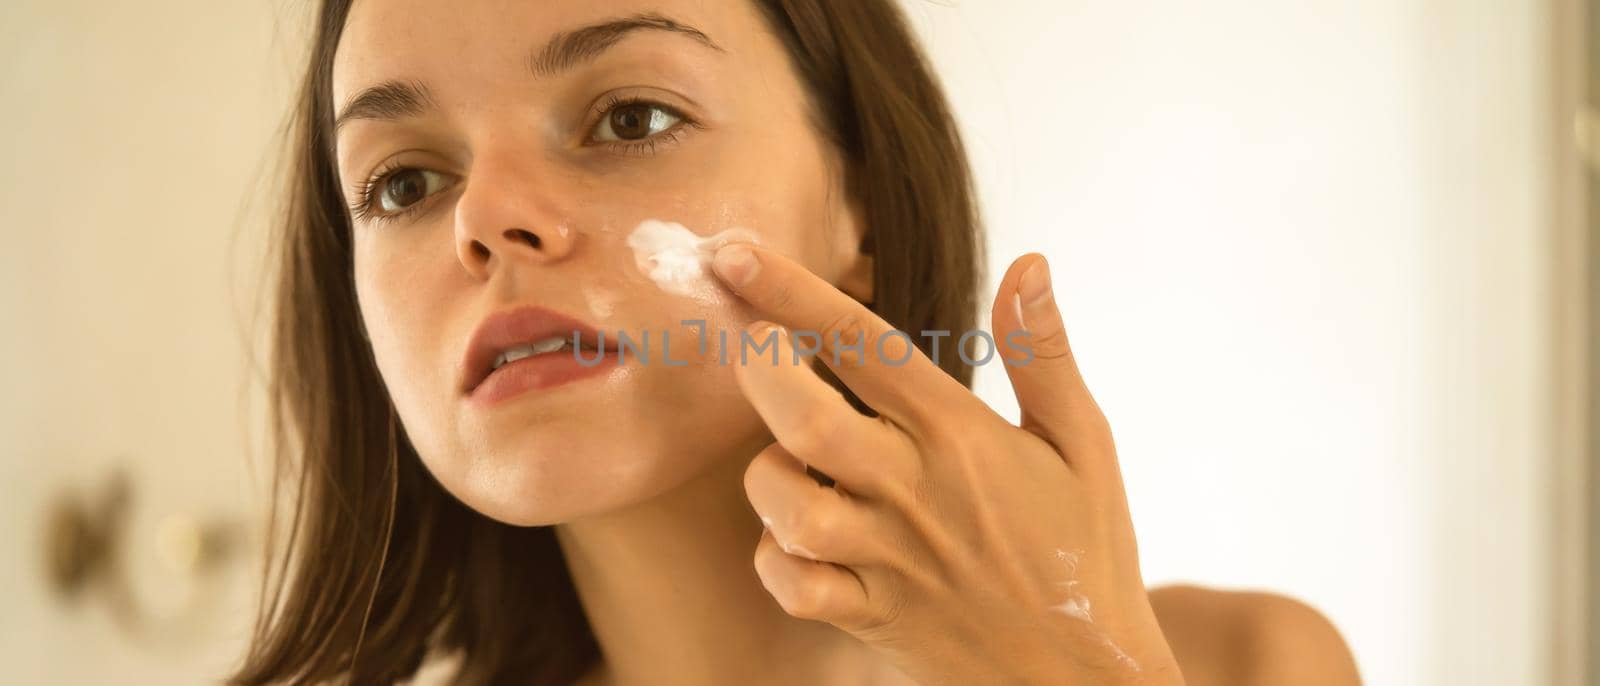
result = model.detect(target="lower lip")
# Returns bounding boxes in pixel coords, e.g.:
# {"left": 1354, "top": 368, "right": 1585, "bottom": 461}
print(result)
{"left": 468, "top": 349, "right": 620, "bottom": 407}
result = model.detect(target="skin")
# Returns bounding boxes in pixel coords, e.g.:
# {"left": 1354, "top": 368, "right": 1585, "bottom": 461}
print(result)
{"left": 332, "top": 0, "right": 1363, "bottom": 683}
{"left": 336, "top": 0, "right": 869, "bottom": 526}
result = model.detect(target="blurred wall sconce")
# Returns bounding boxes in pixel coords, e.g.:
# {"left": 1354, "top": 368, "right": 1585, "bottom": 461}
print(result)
{"left": 42, "top": 468, "right": 246, "bottom": 643}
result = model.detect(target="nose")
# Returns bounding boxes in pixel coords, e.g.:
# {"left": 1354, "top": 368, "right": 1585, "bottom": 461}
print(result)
{"left": 453, "top": 162, "right": 577, "bottom": 280}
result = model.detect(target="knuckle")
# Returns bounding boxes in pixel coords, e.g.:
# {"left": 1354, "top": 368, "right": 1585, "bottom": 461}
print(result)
{"left": 1088, "top": 412, "right": 1117, "bottom": 454}
{"left": 753, "top": 541, "right": 785, "bottom": 583}
{"left": 864, "top": 430, "right": 921, "bottom": 504}
{"left": 743, "top": 449, "right": 776, "bottom": 496}
{"left": 788, "top": 503, "right": 837, "bottom": 551}
{"left": 856, "top": 583, "right": 904, "bottom": 638}
{"left": 867, "top": 457, "right": 916, "bottom": 506}
{"left": 876, "top": 474, "right": 918, "bottom": 513}
{"left": 765, "top": 281, "right": 798, "bottom": 313}
{"left": 876, "top": 329, "right": 914, "bottom": 363}
{"left": 827, "top": 569, "right": 899, "bottom": 637}
{"left": 1062, "top": 396, "right": 1116, "bottom": 454}
{"left": 821, "top": 310, "right": 870, "bottom": 350}
{"left": 1091, "top": 409, "right": 1115, "bottom": 441}
{"left": 785, "top": 406, "right": 840, "bottom": 458}
{"left": 786, "top": 576, "right": 835, "bottom": 620}
{"left": 1028, "top": 327, "right": 1073, "bottom": 362}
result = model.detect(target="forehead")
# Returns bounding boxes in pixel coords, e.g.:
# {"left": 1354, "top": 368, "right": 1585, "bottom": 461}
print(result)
{"left": 332, "top": 0, "right": 762, "bottom": 106}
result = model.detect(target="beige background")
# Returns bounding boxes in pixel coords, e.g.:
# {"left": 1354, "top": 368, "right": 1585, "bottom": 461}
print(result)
{"left": 0, "top": 1, "right": 307, "bottom": 683}
{"left": 0, "top": 1, "right": 1587, "bottom": 684}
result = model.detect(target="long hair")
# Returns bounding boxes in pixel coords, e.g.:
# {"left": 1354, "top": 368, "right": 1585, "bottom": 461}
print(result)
{"left": 232, "top": 1, "right": 982, "bottom": 683}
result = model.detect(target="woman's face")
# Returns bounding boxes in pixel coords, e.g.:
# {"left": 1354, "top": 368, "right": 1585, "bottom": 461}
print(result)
{"left": 333, "top": 0, "right": 870, "bottom": 525}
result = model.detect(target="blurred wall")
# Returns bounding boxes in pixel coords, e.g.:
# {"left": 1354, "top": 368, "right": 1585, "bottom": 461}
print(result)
{"left": 0, "top": 1, "right": 1579, "bottom": 685}
{"left": 0, "top": 1, "right": 304, "bottom": 683}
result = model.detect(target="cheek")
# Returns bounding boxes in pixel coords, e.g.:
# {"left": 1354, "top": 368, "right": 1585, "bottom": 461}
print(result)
{"left": 443, "top": 329, "right": 775, "bottom": 526}
{"left": 629, "top": 174, "right": 846, "bottom": 296}
{"left": 597, "top": 120, "right": 852, "bottom": 288}
{"left": 336, "top": 115, "right": 851, "bottom": 524}
{"left": 712, "top": 156, "right": 851, "bottom": 284}
{"left": 352, "top": 233, "right": 461, "bottom": 445}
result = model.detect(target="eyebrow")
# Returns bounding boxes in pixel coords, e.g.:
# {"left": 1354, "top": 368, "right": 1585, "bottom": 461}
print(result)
{"left": 333, "top": 79, "right": 437, "bottom": 135}
{"left": 333, "top": 13, "right": 721, "bottom": 134}
{"left": 528, "top": 12, "right": 723, "bottom": 78}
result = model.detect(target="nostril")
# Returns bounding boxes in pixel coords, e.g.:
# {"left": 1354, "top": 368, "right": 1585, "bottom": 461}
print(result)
{"left": 508, "top": 228, "right": 542, "bottom": 250}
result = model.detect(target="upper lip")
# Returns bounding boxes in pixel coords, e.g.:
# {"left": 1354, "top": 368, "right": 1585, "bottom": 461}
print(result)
{"left": 459, "top": 305, "right": 609, "bottom": 395}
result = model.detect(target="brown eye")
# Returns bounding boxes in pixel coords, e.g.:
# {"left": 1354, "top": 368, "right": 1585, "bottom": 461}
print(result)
{"left": 382, "top": 170, "right": 425, "bottom": 208}
{"left": 610, "top": 103, "right": 653, "bottom": 140}
{"left": 592, "top": 101, "right": 683, "bottom": 143}
{"left": 374, "top": 168, "right": 451, "bottom": 215}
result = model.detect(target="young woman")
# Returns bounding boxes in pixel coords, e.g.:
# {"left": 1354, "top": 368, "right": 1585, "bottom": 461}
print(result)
{"left": 234, "top": 1, "right": 1362, "bottom": 684}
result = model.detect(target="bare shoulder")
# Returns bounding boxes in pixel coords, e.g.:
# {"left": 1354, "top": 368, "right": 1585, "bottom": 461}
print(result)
{"left": 1148, "top": 583, "right": 1361, "bottom": 686}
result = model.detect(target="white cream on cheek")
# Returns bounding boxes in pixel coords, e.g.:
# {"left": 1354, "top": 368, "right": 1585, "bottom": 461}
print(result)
{"left": 583, "top": 286, "right": 618, "bottom": 320}
{"left": 625, "top": 219, "right": 756, "bottom": 301}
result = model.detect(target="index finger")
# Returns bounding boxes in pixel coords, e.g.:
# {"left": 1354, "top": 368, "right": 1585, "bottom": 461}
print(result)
{"left": 710, "top": 242, "right": 974, "bottom": 425}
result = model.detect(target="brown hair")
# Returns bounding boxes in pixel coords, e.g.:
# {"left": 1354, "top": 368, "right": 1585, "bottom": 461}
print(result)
{"left": 232, "top": 1, "right": 982, "bottom": 683}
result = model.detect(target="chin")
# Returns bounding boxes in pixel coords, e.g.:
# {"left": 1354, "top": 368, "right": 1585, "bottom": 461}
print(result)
{"left": 411, "top": 373, "right": 769, "bottom": 527}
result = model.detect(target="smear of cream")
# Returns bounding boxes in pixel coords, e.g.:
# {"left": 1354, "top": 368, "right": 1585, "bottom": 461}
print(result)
{"left": 1052, "top": 587, "right": 1094, "bottom": 622}
{"left": 1101, "top": 637, "right": 1140, "bottom": 671}
{"left": 1048, "top": 548, "right": 1140, "bottom": 672}
{"left": 583, "top": 286, "right": 618, "bottom": 320}
{"left": 625, "top": 219, "right": 754, "bottom": 301}
{"left": 1050, "top": 548, "right": 1094, "bottom": 621}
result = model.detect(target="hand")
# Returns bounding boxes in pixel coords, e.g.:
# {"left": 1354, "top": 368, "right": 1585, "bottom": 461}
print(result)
{"left": 710, "top": 244, "right": 1185, "bottom": 686}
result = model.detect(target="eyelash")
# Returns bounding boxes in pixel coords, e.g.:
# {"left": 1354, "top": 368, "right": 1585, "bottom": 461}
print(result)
{"left": 587, "top": 94, "right": 700, "bottom": 156}
{"left": 348, "top": 96, "right": 700, "bottom": 225}
{"left": 350, "top": 158, "right": 419, "bottom": 225}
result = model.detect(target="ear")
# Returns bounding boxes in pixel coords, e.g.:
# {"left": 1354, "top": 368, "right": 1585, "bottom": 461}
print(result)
{"left": 832, "top": 196, "right": 875, "bottom": 305}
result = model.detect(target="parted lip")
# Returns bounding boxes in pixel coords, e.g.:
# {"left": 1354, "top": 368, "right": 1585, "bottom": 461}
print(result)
{"left": 458, "top": 305, "right": 610, "bottom": 395}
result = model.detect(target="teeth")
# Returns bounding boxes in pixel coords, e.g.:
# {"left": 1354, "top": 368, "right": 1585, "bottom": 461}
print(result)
{"left": 490, "top": 337, "right": 573, "bottom": 370}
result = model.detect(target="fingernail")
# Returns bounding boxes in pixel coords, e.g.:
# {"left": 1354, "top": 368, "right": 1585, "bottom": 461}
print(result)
{"left": 749, "top": 321, "right": 787, "bottom": 338}
{"left": 1018, "top": 256, "right": 1052, "bottom": 307}
{"left": 713, "top": 244, "right": 760, "bottom": 288}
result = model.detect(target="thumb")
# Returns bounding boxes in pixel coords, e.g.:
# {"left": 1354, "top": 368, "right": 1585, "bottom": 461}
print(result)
{"left": 992, "top": 254, "right": 1116, "bottom": 468}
